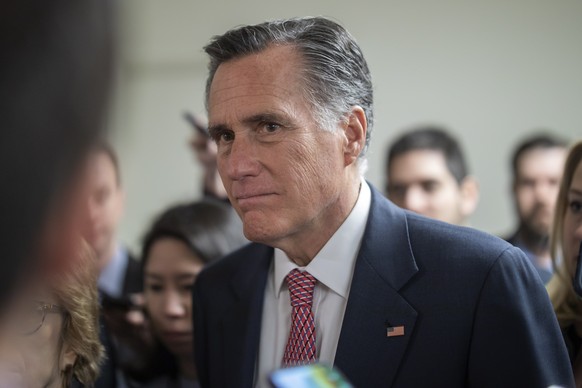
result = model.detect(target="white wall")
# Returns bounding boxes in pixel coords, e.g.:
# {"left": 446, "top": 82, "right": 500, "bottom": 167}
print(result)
{"left": 110, "top": 0, "right": 582, "bottom": 251}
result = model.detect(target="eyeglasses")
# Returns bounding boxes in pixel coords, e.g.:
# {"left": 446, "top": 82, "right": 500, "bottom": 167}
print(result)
{"left": 9, "top": 301, "right": 66, "bottom": 336}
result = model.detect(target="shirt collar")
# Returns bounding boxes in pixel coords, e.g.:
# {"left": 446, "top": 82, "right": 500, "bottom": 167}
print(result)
{"left": 98, "top": 244, "right": 129, "bottom": 298}
{"left": 273, "top": 180, "right": 372, "bottom": 299}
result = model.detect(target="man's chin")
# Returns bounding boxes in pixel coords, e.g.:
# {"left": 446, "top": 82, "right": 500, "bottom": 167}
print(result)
{"left": 530, "top": 221, "right": 551, "bottom": 237}
{"left": 521, "top": 220, "right": 550, "bottom": 243}
{"left": 242, "top": 227, "right": 274, "bottom": 245}
{"left": 242, "top": 220, "right": 281, "bottom": 246}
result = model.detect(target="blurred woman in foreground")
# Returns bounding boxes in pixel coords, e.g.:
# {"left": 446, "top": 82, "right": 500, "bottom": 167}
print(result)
{"left": 0, "top": 242, "right": 104, "bottom": 387}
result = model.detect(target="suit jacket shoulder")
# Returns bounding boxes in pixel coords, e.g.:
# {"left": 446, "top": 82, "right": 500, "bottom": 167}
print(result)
{"left": 405, "top": 211, "right": 519, "bottom": 273}
{"left": 334, "top": 186, "right": 573, "bottom": 387}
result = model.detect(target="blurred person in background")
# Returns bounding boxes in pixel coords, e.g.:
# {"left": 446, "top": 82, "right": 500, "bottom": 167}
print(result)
{"left": 0, "top": 0, "right": 114, "bottom": 308}
{"left": 85, "top": 141, "right": 142, "bottom": 303}
{"left": 127, "top": 199, "right": 246, "bottom": 387}
{"left": 0, "top": 242, "right": 104, "bottom": 387}
{"left": 546, "top": 140, "right": 582, "bottom": 384}
{"left": 505, "top": 133, "right": 568, "bottom": 283}
{"left": 385, "top": 126, "right": 479, "bottom": 225}
{"left": 83, "top": 142, "right": 145, "bottom": 388}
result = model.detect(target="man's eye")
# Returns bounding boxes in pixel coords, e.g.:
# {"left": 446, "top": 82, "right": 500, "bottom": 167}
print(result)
{"left": 518, "top": 179, "right": 535, "bottom": 188}
{"left": 212, "top": 131, "right": 234, "bottom": 143}
{"left": 261, "top": 123, "right": 281, "bottom": 133}
{"left": 422, "top": 182, "right": 439, "bottom": 193}
{"left": 221, "top": 132, "right": 235, "bottom": 141}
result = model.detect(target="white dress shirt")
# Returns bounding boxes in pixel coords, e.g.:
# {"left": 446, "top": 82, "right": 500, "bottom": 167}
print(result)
{"left": 255, "top": 181, "right": 371, "bottom": 387}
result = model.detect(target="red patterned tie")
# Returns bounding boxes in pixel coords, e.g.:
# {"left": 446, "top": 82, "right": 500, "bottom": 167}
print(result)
{"left": 282, "top": 269, "right": 317, "bottom": 366}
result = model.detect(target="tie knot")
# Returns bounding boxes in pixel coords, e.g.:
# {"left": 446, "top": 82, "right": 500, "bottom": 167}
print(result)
{"left": 286, "top": 269, "right": 317, "bottom": 307}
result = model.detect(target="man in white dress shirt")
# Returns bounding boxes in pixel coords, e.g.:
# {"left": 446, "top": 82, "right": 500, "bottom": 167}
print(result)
{"left": 193, "top": 16, "right": 573, "bottom": 388}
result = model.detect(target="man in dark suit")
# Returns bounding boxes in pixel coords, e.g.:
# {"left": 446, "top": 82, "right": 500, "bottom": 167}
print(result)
{"left": 193, "top": 17, "right": 573, "bottom": 387}
{"left": 84, "top": 142, "right": 144, "bottom": 388}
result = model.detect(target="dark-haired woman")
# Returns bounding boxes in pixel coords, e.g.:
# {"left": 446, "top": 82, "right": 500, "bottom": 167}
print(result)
{"left": 132, "top": 199, "right": 246, "bottom": 387}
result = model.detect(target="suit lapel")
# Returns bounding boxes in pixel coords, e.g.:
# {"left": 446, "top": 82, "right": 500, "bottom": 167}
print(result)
{"left": 219, "top": 244, "right": 273, "bottom": 387}
{"left": 335, "top": 186, "right": 418, "bottom": 387}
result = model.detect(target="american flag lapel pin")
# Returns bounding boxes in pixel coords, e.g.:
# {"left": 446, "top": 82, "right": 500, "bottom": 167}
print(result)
{"left": 386, "top": 324, "right": 405, "bottom": 338}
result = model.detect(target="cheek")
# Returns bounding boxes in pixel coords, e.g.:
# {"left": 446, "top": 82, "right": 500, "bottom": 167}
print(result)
{"left": 145, "top": 295, "right": 164, "bottom": 324}
{"left": 284, "top": 136, "right": 341, "bottom": 197}
{"left": 106, "top": 200, "right": 123, "bottom": 225}
{"left": 216, "top": 157, "right": 233, "bottom": 191}
{"left": 517, "top": 190, "right": 533, "bottom": 208}
{"left": 428, "top": 187, "right": 451, "bottom": 207}
{"left": 23, "top": 324, "right": 62, "bottom": 385}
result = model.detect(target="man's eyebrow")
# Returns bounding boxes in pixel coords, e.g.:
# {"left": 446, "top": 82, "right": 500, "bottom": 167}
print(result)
{"left": 570, "top": 188, "right": 582, "bottom": 196}
{"left": 241, "top": 112, "right": 289, "bottom": 127}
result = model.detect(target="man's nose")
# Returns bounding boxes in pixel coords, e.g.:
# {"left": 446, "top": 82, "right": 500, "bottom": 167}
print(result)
{"left": 222, "top": 133, "right": 261, "bottom": 180}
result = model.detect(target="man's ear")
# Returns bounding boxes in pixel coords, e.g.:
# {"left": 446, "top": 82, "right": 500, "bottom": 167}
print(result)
{"left": 342, "top": 106, "right": 367, "bottom": 167}
{"left": 459, "top": 175, "right": 480, "bottom": 219}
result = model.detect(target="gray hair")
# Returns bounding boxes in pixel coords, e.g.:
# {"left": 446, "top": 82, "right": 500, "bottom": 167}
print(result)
{"left": 203, "top": 17, "right": 374, "bottom": 169}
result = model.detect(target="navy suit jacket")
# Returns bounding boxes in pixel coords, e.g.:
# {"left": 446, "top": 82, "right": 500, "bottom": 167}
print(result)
{"left": 194, "top": 186, "right": 573, "bottom": 387}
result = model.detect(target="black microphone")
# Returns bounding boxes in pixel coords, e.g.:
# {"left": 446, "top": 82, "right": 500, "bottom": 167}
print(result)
{"left": 572, "top": 241, "right": 582, "bottom": 297}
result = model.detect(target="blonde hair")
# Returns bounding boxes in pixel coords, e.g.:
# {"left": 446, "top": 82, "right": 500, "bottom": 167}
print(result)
{"left": 52, "top": 241, "right": 104, "bottom": 387}
{"left": 547, "top": 141, "right": 582, "bottom": 327}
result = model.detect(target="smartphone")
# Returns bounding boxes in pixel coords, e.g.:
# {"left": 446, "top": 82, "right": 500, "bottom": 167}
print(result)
{"left": 269, "top": 364, "right": 353, "bottom": 388}
{"left": 573, "top": 241, "right": 582, "bottom": 297}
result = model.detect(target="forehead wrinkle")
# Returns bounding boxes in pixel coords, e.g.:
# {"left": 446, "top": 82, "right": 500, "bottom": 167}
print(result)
{"left": 209, "top": 46, "right": 307, "bottom": 119}
{"left": 210, "top": 79, "right": 298, "bottom": 110}
{"left": 210, "top": 90, "right": 293, "bottom": 112}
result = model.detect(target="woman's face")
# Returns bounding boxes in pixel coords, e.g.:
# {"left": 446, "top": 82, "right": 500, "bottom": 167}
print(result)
{"left": 0, "top": 287, "right": 76, "bottom": 387}
{"left": 563, "top": 160, "right": 582, "bottom": 271}
{"left": 144, "top": 237, "right": 205, "bottom": 359}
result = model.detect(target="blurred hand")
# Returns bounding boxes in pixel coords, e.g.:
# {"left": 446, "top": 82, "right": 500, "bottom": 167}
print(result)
{"left": 102, "top": 292, "right": 154, "bottom": 358}
{"left": 187, "top": 115, "right": 228, "bottom": 200}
